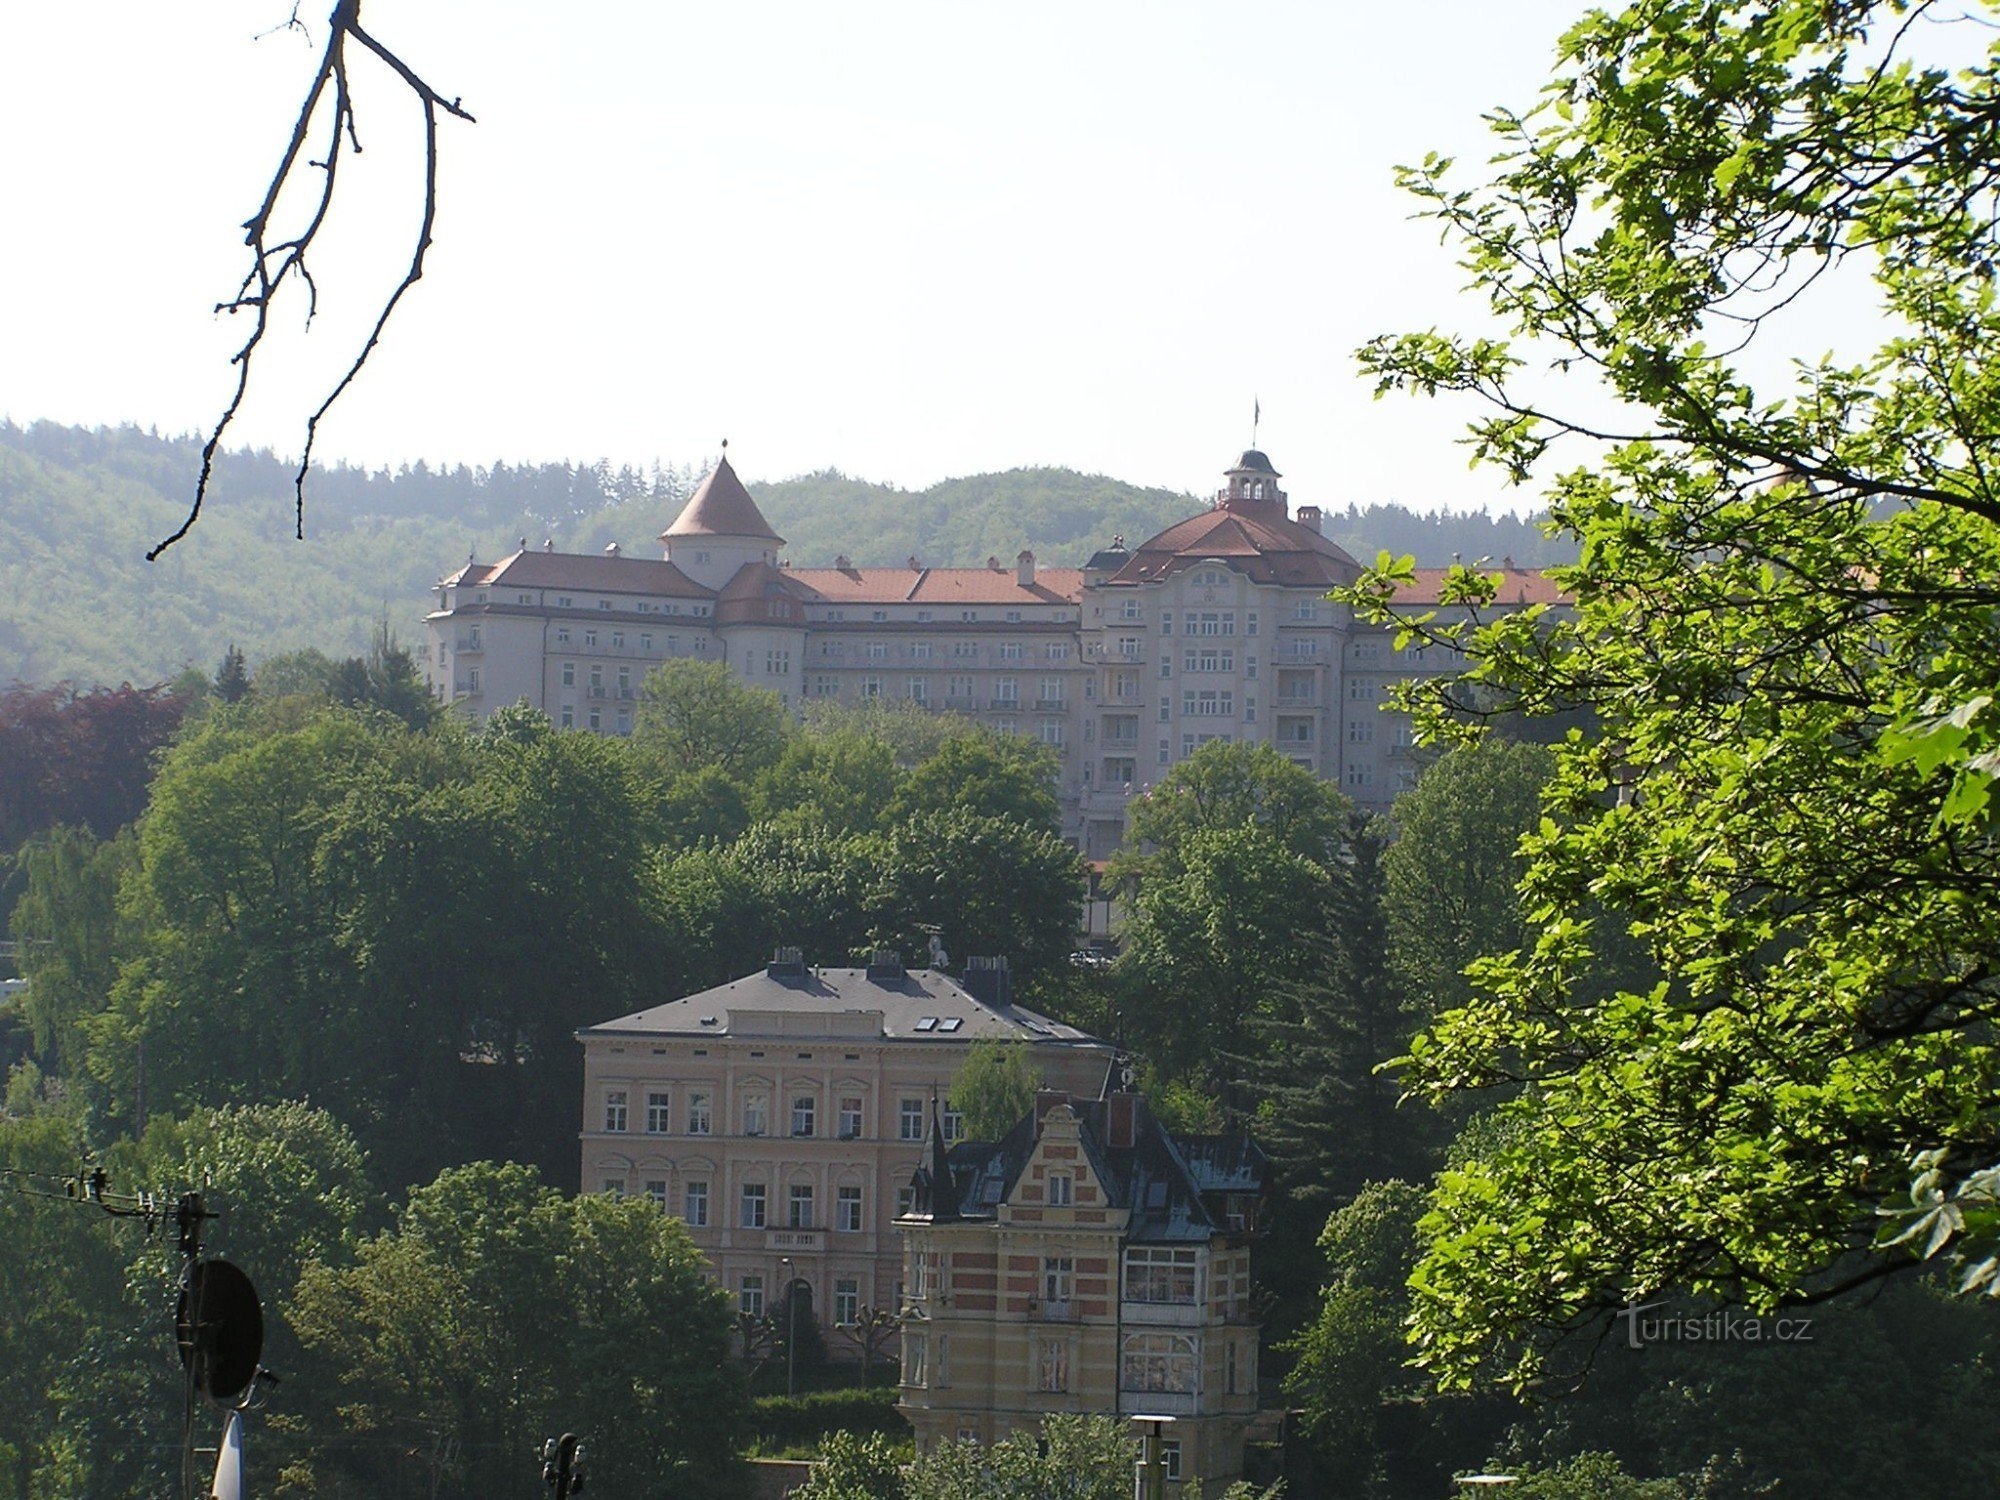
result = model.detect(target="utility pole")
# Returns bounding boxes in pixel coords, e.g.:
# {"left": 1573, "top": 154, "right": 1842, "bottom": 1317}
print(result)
{"left": 781, "top": 1255, "right": 797, "bottom": 1398}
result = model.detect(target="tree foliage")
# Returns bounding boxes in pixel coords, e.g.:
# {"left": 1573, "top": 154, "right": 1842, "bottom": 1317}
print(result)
{"left": 1344, "top": 0, "right": 2000, "bottom": 1388}
{"left": 950, "top": 1039, "right": 1045, "bottom": 1142}
{"left": 287, "top": 1161, "right": 745, "bottom": 1500}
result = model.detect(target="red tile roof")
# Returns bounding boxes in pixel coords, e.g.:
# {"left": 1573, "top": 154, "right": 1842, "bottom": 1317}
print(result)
{"left": 1106, "top": 503, "right": 1365, "bottom": 589}
{"left": 473, "top": 550, "right": 713, "bottom": 597}
{"left": 661, "top": 457, "right": 784, "bottom": 542}
{"left": 785, "top": 565, "right": 1085, "bottom": 607}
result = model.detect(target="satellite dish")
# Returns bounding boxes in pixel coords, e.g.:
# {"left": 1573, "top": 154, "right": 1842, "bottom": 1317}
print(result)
{"left": 176, "top": 1259, "right": 264, "bottom": 1403}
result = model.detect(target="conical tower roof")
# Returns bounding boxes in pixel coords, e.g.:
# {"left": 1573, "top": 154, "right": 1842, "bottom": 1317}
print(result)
{"left": 661, "top": 455, "right": 783, "bottom": 544}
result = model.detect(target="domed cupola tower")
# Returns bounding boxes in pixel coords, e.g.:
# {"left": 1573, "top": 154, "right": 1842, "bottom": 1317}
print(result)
{"left": 1217, "top": 449, "right": 1288, "bottom": 519}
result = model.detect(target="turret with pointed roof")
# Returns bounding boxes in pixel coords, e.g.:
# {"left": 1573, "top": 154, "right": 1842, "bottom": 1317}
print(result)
{"left": 660, "top": 452, "right": 786, "bottom": 590}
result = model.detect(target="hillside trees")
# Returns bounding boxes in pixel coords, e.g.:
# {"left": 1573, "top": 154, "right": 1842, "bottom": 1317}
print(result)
{"left": 1345, "top": 0, "right": 2000, "bottom": 1387}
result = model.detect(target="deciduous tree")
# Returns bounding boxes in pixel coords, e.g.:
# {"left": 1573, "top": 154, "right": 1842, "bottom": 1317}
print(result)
{"left": 1345, "top": 0, "right": 2000, "bottom": 1387}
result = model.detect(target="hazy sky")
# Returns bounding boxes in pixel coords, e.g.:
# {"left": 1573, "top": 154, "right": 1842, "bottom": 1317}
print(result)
{"left": 1, "top": 2, "right": 1595, "bottom": 518}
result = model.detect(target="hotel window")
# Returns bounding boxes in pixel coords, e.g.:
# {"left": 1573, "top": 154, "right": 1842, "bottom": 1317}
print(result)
{"left": 585, "top": 629, "right": 598, "bottom": 647}
{"left": 1346, "top": 763, "right": 1376, "bottom": 789}
{"left": 1348, "top": 678, "right": 1380, "bottom": 701}
{"left": 600, "top": 1178, "right": 624, "bottom": 1198}
{"left": 740, "top": 1183, "right": 767, "bottom": 1229}
{"left": 589, "top": 664, "right": 603, "bottom": 690}
{"left": 839, "top": 1096, "right": 864, "bottom": 1138}
{"left": 556, "top": 627, "right": 572, "bottom": 644}
{"left": 953, "top": 641, "right": 978, "bottom": 658}
{"left": 788, "top": 1184, "right": 815, "bottom": 1228}
{"left": 1189, "top": 611, "right": 1235, "bottom": 636}
{"left": 944, "top": 1102, "right": 964, "bottom": 1142}
{"left": 1000, "top": 642, "right": 1024, "bottom": 660}
{"left": 861, "top": 676, "right": 883, "bottom": 698}
{"left": 641, "top": 633, "right": 653, "bottom": 651}
{"left": 835, "top": 1279, "right": 860, "bottom": 1325}
{"left": 617, "top": 666, "right": 631, "bottom": 695}
{"left": 1038, "top": 720, "right": 1064, "bottom": 745}
{"left": 900, "top": 1099, "right": 925, "bottom": 1140}
{"left": 912, "top": 641, "right": 933, "bottom": 660}
{"left": 1125, "top": 1247, "right": 1198, "bottom": 1303}
{"left": 994, "top": 677, "right": 1019, "bottom": 705}
{"left": 1348, "top": 719, "right": 1375, "bottom": 743}
{"left": 643, "top": 1179, "right": 668, "bottom": 1208}
{"left": 1121, "top": 1333, "right": 1197, "bottom": 1393}
{"left": 603, "top": 1091, "right": 628, "bottom": 1132}
{"left": 560, "top": 708, "right": 575, "bottom": 729}
{"left": 742, "top": 1093, "right": 768, "bottom": 1136}
{"left": 1293, "top": 599, "right": 1318, "bottom": 621}
{"left": 645, "top": 1091, "right": 670, "bottom": 1133}
{"left": 766, "top": 649, "right": 790, "bottom": 675}
{"left": 838, "top": 1186, "right": 863, "bottom": 1232}
{"left": 1047, "top": 1172, "right": 1073, "bottom": 1206}
{"left": 811, "top": 674, "right": 838, "bottom": 698}
{"left": 683, "top": 1180, "right": 709, "bottom": 1227}
{"left": 1038, "top": 676, "right": 1063, "bottom": 704}
{"left": 1046, "top": 642, "right": 1071, "bottom": 660}
{"left": 611, "top": 630, "right": 624, "bottom": 648}
{"left": 558, "top": 596, "right": 574, "bottom": 608}
{"left": 687, "top": 1091, "right": 711, "bottom": 1134}
{"left": 872, "top": 610, "right": 888, "bottom": 622}
{"left": 791, "top": 1096, "right": 816, "bottom": 1137}
{"left": 1038, "top": 1339, "right": 1070, "bottom": 1392}
{"left": 464, "top": 669, "right": 480, "bottom": 693}
{"left": 1182, "top": 690, "right": 1234, "bottom": 718}
{"left": 740, "top": 1274, "right": 764, "bottom": 1317}
{"left": 908, "top": 678, "right": 929, "bottom": 704}
{"left": 587, "top": 709, "right": 601, "bottom": 732}
{"left": 949, "top": 674, "right": 974, "bottom": 700}
{"left": 562, "top": 662, "right": 575, "bottom": 686}
{"left": 917, "top": 610, "right": 933, "bottom": 622}
{"left": 1043, "top": 1257, "right": 1074, "bottom": 1305}
{"left": 867, "top": 641, "right": 889, "bottom": 661}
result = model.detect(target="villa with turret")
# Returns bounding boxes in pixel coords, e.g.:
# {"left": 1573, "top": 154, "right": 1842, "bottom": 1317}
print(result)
{"left": 425, "top": 445, "right": 1562, "bottom": 850}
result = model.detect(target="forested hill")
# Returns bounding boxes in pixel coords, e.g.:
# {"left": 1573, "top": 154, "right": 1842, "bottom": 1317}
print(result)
{"left": 0, "top": 419, "right": 1573, "bottom": 686}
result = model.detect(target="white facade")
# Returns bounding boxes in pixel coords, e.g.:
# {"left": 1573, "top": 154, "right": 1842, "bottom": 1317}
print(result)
{"left": 427, "top": 449, "right": 1562, "bottom": 844}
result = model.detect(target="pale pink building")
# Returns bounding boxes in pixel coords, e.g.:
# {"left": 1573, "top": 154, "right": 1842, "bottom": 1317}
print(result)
{"left": 576, "top": 951, "right": 1114, "bottom": 1343}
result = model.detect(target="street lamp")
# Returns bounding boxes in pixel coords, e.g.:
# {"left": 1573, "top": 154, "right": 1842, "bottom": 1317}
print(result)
{"left": 780, "top": 1255, "right": 797, "bottom": 1398}
{"left": 1128, "top": 1414, "right": 1176, "bottom": 1500}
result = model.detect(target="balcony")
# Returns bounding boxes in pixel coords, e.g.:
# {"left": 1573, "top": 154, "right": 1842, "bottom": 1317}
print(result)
{"left": 1034, "top": 698, "right": 1066, "bottom": 711}
{"left": 454, "top": 636, "right": 483, "bottom": 652}
{"left": 989, "top": 698, "right": 1020, "bottom": 711}
{"left": 1029, "top": 1300, "right": 1082, "bottom": 1322}
{"left": 944, "top": 696, "right": 978, "bottom": 711}
{"left": 1121, "top": 1299, "right": 1206, "bottom": 1328}
{"left": 768, "top": 1227, "right": 824, "bottom": 1252}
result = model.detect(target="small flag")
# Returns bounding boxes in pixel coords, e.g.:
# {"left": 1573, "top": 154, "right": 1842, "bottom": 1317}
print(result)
{"left": 211, "top": 1410, "right": 244, "bottom": 1500}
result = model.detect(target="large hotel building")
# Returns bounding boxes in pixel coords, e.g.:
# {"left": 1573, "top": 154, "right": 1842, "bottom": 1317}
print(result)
{"left": 426, "top": 445, "right": 1561, "bottom": 854}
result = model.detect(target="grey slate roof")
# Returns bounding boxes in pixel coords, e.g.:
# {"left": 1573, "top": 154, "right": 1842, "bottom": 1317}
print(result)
{"left": 940, "top": 1097, "right": 1269, "bottom": 1244}
{"left": 578, "top": 965, "right": 1101, "bottom": 1045}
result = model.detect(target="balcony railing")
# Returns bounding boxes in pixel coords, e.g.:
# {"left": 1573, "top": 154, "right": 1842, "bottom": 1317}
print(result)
{"left": 989, "top": 697, "right": 1020, "bottom": 711}
{"left": 1034, "top": 698, "right": 1066, "bottom": 711}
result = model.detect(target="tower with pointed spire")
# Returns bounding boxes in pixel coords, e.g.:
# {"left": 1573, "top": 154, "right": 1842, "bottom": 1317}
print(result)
{"left": 660, "top": 448, "right": 786, "bottom": 590}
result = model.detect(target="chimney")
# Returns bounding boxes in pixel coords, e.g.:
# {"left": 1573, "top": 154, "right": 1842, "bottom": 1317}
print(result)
{"left": 909, "top": 555, "right": 922, "bottom": 571}
{"left": 835, "top": 554, "right": 852, "bottom": 570}
{"left": 543, "top": 537, "right": 554, "bottom": 552}
{"left": 1017, "top": 550, "right": 1035, "bottom": 588}
{"left": 1296, "top": 505, "right": 1323, "bottom": 535}
{"left": 604, "top": 541, "right": 621, "bottom": 557}
{"left": 960, "top": 955, "right": 1012, "bottom": 1008}
{"left": 767, "top": 945, "right": 807, "bottom": 981}
{"left": 1107, "top": 1092, "right": 1138, "bottom": 1150}
{"left": 1033, "top": 1089, "right": 1071, "bottom": 1136}
{"left": 987, "top": 555, "right": 1001, "bottom": 572}
{"left": 865, "top": 949, "right": 906, "bottom": 983}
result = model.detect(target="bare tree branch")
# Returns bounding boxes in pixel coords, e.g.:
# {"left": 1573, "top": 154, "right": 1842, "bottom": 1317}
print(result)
{"left": 148, "top": 0, "right": 473, "bottom": 560}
